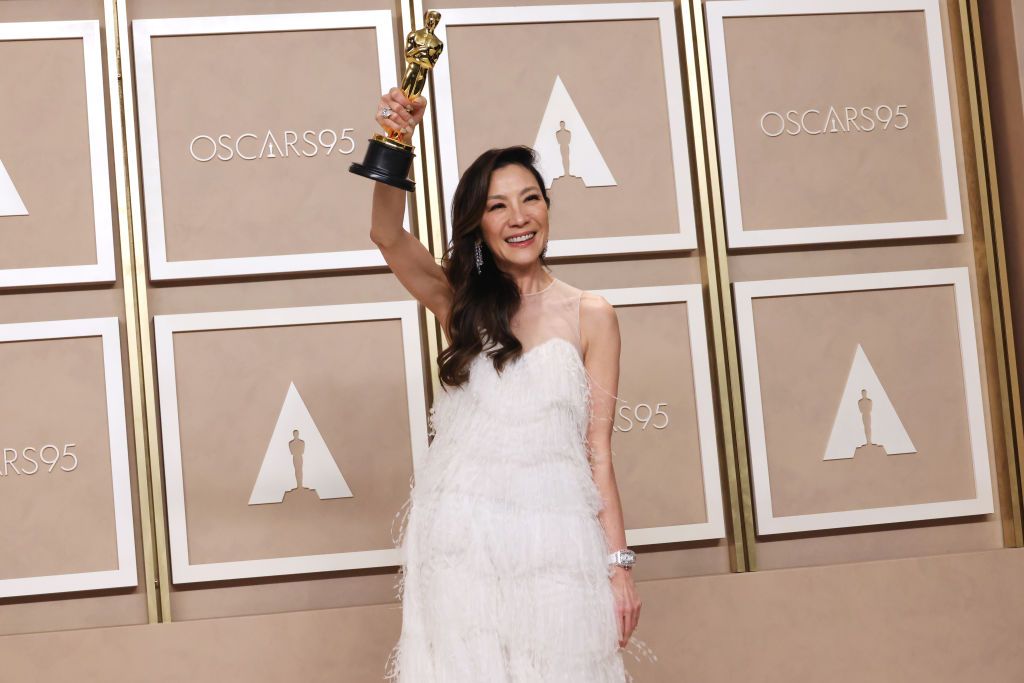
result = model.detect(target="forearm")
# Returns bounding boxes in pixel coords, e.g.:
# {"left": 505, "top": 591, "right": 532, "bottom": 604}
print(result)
{"left": 591, "top": 457, "right": 628, "bottom": 552}
{"left": 369, "top": 182, "right": 407, "bottom": 247}
{"left": 368, "top": 88, "right": 424, "bottom": 248}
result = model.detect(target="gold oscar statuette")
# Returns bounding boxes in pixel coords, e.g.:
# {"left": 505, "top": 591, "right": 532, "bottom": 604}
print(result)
{"left": 349, "top": 10, "right": 443, "bottom": 191}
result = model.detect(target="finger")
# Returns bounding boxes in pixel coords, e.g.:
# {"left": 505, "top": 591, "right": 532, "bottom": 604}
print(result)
{"left": 408, "top": 96, "right": 428, "bottom": 117}
{"left": 409, "top": 105, "right": 427, "bottom": 126}
{"left": 379, "top": 107, "right": 412, "bottom": 131}
{"left": 376, "top": 118, "right": 404, "bottom": 136}
{"left": 379, "top": 95, "right": 400, "bottom": 117}
{"left": 381, "top": 99, "right": 414, "bottom": 128}
{"left": 391, "top": 88, "right": 413, "bottom": 109}
{"left": 629, "top": 607, "right": 640, "bottom": 639}
{"left": 395, "top": 109, "right": 415, "bottom": 128}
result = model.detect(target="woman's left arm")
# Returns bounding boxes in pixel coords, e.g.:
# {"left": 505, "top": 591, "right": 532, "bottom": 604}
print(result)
{"left": 580, "top": 293, "right": 642, "bottom": 648}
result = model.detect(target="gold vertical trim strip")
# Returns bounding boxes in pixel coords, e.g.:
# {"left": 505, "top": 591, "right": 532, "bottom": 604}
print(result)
{"left": 402, "top": 0, "right": 442, "bottom": 401}
{"left": 113, "top": 0, "right": 173, "bottom": 619}
{"left": 410, "top": 0, "right": 447, "bottom": 397}
{"left": 105, "top": 0, "right": 160, "bottom": 622}
{"left": 690, "top": 0, "right": 756, "bottom": 570}
{"left": 961, "top": 0, "right": 1024, "bottom": 546}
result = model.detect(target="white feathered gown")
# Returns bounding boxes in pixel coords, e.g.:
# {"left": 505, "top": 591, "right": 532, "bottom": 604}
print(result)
{"left": 389, "top": 277, "right": 627, "bottom": 682}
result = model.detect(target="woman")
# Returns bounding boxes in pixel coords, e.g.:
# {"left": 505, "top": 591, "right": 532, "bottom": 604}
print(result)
{"left": 370, "top": 87, "right": 641, "bottom": 682}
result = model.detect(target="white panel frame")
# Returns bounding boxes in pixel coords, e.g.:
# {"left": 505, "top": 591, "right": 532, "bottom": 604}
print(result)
{"left": 433, "top": 3, "right": 698, "bottom": 256}
{"left": 154, "top": 301, "right": 429, "bottom": 583}
{"left": 706, "top": 0, "right": 964, "bottom": 248}
{"left": 133, "top": 12, "right": 402, "bottom": 280}
{"left": 0, "top": 21, "right": 116, "bottom": 288}
{"left": 734, "top": 268, "right": 993, "bottom": 534}
{"left": 0, "top": 317, "right": 136, "bottom": 598}
{"left": 593, "top": 285, "right": 725, "bottom": 544}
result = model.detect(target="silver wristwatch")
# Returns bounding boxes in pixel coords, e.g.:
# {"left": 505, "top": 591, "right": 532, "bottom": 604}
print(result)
{"left": 607, "top": 548, "right": 636, "bottom": 569}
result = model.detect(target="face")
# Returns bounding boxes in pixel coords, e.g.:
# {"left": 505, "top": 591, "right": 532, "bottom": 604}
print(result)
{"left": 479, "top": 164, "right": 549, "bottom": 271}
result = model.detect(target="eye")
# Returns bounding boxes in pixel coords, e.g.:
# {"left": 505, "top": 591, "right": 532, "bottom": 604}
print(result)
{"left": 525, "top": 194, "right": 541, "bottom": 202}
{"left": 487, "top": 203, "right": 504, "bottom": 212}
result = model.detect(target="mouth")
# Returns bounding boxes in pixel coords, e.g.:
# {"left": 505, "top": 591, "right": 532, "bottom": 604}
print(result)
{"left": 504, "top": 231, "right": 537, "bottom": 248}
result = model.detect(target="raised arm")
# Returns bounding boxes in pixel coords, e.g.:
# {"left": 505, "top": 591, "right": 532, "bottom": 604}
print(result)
{"left": 368, "top": 88, "right": 453, "bottom": 332}
{"left": 580, "top": 293, "right": 642, "bottom": 648}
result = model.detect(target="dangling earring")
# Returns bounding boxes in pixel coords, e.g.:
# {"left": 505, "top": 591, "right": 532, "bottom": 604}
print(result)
{"left": 474, "top": 239, "right": 484, "bottom": 275}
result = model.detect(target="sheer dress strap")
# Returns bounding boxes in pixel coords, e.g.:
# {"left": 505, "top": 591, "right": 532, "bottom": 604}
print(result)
{"left": 510, "top": 276, "right": 583, "bottom": 356}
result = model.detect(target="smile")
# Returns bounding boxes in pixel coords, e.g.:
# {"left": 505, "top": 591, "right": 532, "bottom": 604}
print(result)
{"left": 505, "top": 232, "right": 537, "bottom": 247}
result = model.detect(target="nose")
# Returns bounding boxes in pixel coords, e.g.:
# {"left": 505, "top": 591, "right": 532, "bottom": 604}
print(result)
{"left": 508, "top": 201, "right": 527, "bottom": 227}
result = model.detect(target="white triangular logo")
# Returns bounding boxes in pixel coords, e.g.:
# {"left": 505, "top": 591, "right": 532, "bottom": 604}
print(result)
{"left": 249, "top": 382, "right": 353, "bottom": 504}
{"left": 823, "top": 345, "right": 916, "bottom": 460}
{"left": 0, "top": 159, "right": 28, "bottom": 216}
{"left": 532, "top": 75, "right": 616, "bottom": 189}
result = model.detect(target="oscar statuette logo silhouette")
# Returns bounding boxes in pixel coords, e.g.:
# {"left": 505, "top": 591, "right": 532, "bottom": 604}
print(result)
{"left": 823, "top": 345, "right": 915, "bottom": 461}
{"left": 349, "top": 11, "right": 444, "bottom": 191}
{"left": 249, "top": 383, "right": 353, "bottom": 505}
{"left": 532, "top": 75, "right": 615, "bottom": 190}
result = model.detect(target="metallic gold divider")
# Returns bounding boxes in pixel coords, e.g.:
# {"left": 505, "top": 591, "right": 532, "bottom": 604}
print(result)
{"left": 411, "top": 0, "right": 450, "bottom": 402}
{"left": 112, "top": 0, "right": 173, "bottom": 620}
{"left": 960, "top": 0, "right": 1024, "bottom": 546}
{"left": 689, "top": 0, "right": 756, "bottom": 571}
{"left": 106, "top": 0, "right": 161, "bottom": 622}
{"left": 405, "top": 0, "right": 445, "bottom": 403}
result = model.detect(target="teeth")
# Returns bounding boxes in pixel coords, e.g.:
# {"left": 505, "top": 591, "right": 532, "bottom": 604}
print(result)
{"left": 506, "top": 232, "right": 535, "bottom": 244}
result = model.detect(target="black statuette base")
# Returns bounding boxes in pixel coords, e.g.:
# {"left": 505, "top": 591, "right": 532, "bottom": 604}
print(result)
{"left": 349, "top": 135, "right": 416, "bottom": 192}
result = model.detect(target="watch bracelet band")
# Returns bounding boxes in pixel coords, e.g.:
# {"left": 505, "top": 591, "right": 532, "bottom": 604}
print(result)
{"left": 607, "top": 548, "right": 636, "bottom": 567}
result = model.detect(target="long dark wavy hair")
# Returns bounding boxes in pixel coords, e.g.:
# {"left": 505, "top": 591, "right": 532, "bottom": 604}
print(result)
{"left": 437, "top": 146, "right": 551, "bottom": 388}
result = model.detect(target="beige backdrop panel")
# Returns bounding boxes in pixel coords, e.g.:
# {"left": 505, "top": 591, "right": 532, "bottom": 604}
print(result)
{"left": 446, "top": 19, "right": 680, "bottom": 240}
{"left": 722, "top": 10, "right": 946, "bottom": 230}
{"left": 722, "top": 0, "right": 1007, "bottom": 569}
{"left": 752, "top": 284, "right": 977, "bottom": 517}
{"left": 0, "top": 36, "right": 98, "bottom": 268}
{"left": 613, "top": 302, "right": 707, "bottom": 529}
{"left": 0, "top": 336, "right": 118, "bottom": 580}
{"left": 0, "top": 0, "right": 151, "bottom": 637}
{"left": 148, "top": 26, "right": 386, "bottom": 262}
{"left": 171, "top": 318, "right": 414, "bottom": 565}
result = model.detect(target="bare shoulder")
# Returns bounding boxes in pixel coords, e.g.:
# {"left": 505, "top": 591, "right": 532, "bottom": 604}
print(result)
{"left": 580, "top": 290, "right": 615, "bottom": 321}
{"left": 579, "top": 290, "right": 620, "bottom": 356}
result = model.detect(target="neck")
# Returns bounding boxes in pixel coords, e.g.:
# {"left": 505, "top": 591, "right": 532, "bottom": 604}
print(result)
{"left": 502, "top": 265, "right": 552, "bottom": 296}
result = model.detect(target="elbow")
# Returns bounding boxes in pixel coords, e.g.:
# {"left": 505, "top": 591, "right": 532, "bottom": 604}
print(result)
{"left": 370, "top": 227, "right": 397, "bottom": 249}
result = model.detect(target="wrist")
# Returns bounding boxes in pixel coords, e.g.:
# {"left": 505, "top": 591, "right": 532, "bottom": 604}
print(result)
{"left": 607, "top": 548, "right": 636, "bottom": 569}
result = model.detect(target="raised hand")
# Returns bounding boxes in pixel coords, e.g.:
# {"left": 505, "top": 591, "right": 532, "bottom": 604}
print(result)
{"left": 376, "top": 87, "right": 428, "bottom": 145}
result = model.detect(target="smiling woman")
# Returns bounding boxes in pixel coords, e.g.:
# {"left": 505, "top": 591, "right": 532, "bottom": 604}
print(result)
{"left": 367, "top": 86, "right": 640, "bottom": 683}
{"left": 437, "top": 146, "right": 555, "bottom": 386}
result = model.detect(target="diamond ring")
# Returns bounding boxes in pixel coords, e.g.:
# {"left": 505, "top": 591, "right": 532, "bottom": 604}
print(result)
{"left": 380, "top": 107, "right": 393, "bottom": 119}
